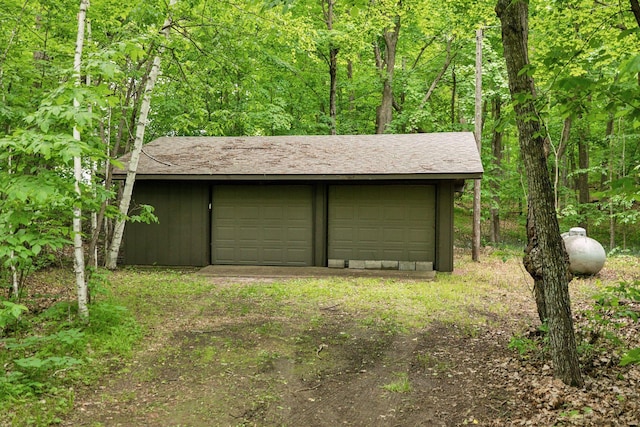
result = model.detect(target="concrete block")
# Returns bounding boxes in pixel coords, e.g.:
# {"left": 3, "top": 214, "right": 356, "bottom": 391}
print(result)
{"left": 416, "top": 261, "right": 434, "bottom": 271}
{"left": 381, "top": 260, "right": 399, "bottom": 270}
{"left": 398, "top": 261, "right": 416, "bottom": 271}
{"left": 348, "top": 259, "right": 366, "bottom": 269}
{"left": 328, "top": 259, "right": 345, "bottom": 269}
{"left": 364, "top": 260, "right": 382, "bottom": 270}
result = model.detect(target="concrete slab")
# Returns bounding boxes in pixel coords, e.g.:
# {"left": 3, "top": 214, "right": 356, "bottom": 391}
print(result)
{"left": 328, "top": 259, "right": 345, "bottom": 269}
{"left": 416, "top": 261, "right": 434, "bottom": 271}
{"left": 381, "top": 260, "right": 399, "bottom": 270}
{"left": 348, "top": 260, "right": 366, "bottom": 269}
{"left": 196, "top": 265, "right": 435, "bottom": 280}
{"left": 398, "top": 261, "right": 416, "bottom": 271}
{"left": 364, "top": 260, "right": 382, "bottom": 270}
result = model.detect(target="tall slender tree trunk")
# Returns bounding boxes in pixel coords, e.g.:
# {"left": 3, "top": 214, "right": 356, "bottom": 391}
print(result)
{"left": 418, "top": 38, "right": 455, "bottom": 111}
{"left": 323, "top": 0, "right": 338, "bottom": 135}
{"left": 577, "top": 118, "right": 590, "bottom": 231}
{"left": 472, "top": 28, "right": 483, "bottom": 262}
{"left": 496, "top": 0, "right": 583, "bottom": 387}
{"left": 554, "top": 116, "right": 572, "bottom": 211}
{"left": 73, "top": 0, "right": 89, "bottom": 319}
{"left": 105, "top": 0, "right": 177, "bottom": 269}
{"left": 450, "top": 65, "right": 457, "bottom": 124}
{"left": 374, "top": 6, "right": 401, "bottom": 134}
{"left": 490, "top": 96, "right": 503, "bottom": 243}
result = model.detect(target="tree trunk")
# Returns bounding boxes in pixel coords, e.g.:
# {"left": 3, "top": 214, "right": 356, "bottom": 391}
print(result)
{"left": 73, "top": 0, "right": 89, "bottom": 319}
{"left": 554, "top": 116, "right": 572, "bottom": 211}
{"left": 375, "top": 8, "right": 401, "bottom": 134}
{"left": 450, "top": 65, "right": 456, "bottom": 124}
{"left": 323, "top": 0, "right": 338, "bottom": 135}
{"left": 631, "top": 0, "right": 640, "bottom": 27}
{"left": 418, "top": 38, "right": 455, "bottom": 110}
{"left": 490, "top": 96, "right": 503, "bottom": 243}
{"left": 472, "top": 28, "right": 483, "bottom": 262}
{"left": 105, "top": 0, "right": 177, "bottom": 270}
{"left": 577, "top": 118, "right": 590, "bottom": 231}
{"left": 606, "top": 117, "right": 615, "bottom": 249}
{"left": 496, "top": 0, "right": 583, "bottom": 387}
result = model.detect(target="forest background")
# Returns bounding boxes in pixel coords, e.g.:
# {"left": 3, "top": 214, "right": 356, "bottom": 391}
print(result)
{"left": 1, "top": 0, "right": 639, "bottom": 299}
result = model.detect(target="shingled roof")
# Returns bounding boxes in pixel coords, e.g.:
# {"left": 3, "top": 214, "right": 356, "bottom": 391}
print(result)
{"left": 113, "top": 132, "right": 483, "bottom": 180}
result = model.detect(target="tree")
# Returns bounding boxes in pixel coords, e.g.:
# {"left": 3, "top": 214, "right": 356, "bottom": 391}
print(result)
{"left": 373, "top": 0, "right": 401, "bottom": 133}
{"left": 105, "top": 0, "right": 178, "bottom": 269}
{"left": 72, "top": 0, "right": 89, "bottom": 319}
{"left": 496, "top": 0, "right": 583, "bottom": 387}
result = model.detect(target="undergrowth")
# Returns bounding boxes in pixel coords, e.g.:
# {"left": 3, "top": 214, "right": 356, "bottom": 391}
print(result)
{"left": 0, "top": 270, "right": 142, "bottom": 426}
{"left": 508, "top": 279, "right": 640, "bottom": 371}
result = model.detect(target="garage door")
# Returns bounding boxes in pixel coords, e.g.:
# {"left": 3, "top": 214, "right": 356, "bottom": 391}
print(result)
{"left": 328, "top": 185, "right": 436, "bottom": 262}
{"left": 212, "top": 185, "right": 313, "bottom": 265}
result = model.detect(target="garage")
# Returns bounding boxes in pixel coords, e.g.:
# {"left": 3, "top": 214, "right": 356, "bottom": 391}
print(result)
{"left": 211, "top": 185, "right": 314, "bottom": 266}
{"left": 328, "top": 185, "right": 436, "bottom": 262}
{"left": 116, "top": 132, "right": 483, "bottom": 272}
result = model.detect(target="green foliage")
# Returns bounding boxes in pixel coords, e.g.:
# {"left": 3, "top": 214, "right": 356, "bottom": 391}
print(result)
{"left": 577, "top": 280, "right": 640, "bottom": 367}
{"left": 620, "top": 347, "right": 640, "bottom": 367}
{"left": 508, "top": 334, "right": 539, "bottom": 357}
{"left": 1, "top": 327, "right": 86, "bottom": 399}
{"left": 0, "top": 301, "right": 28, "bottom": 336}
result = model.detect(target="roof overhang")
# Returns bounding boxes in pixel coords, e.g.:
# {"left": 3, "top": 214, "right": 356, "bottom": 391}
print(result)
{"left": 112, "top": 132, "right": 484, "bottom": 181}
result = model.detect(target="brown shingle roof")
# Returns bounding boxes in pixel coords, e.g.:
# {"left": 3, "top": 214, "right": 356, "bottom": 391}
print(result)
{"left": 113, "top": 132, "right": 483, "bottom": 180}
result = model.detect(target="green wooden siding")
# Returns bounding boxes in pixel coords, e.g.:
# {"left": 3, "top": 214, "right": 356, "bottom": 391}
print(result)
{"left": 327, "top": 185, "right": 436, "bottom": 262}
{"left": 123, "top": 181, "right": 210, "bottom": 266}
{"left": 211, "top": 185, "right": 314, "bottom": 265}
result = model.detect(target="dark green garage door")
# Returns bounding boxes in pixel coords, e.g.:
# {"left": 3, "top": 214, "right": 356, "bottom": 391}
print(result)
{"left": 328, "top": 185, "right": 436, "bottom": 262}
{"left": 212, "top": 185, "right": 314, "bottom": 265}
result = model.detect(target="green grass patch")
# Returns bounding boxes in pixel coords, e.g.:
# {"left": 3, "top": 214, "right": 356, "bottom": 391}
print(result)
{"left": 382, "top": 372, "right": 411, "bottom": 393}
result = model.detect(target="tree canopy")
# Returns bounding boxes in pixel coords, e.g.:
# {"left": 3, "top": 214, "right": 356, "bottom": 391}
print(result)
{"left": 1, "top": 0, "right": 639, "bottom": 385}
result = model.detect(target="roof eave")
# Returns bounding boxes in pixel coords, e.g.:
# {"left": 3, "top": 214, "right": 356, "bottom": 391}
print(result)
{"left": 111, "top": 172, "right": 483, "bottom": 181}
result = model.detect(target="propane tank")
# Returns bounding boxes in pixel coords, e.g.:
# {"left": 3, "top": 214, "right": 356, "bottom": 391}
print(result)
{"left": 562, "top": 227, "right": 606, "bottom": 275}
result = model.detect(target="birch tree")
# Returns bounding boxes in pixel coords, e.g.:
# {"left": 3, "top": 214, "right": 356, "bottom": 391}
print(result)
{"left": 105, "top": 0, "right": 177, "bottom": 269}
{"left": 73, "top": 0, "right": 89, "bottom": 319}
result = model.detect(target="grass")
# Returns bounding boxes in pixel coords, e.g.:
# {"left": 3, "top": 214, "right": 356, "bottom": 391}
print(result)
{"left": 382, "top": 372, "right": 412, "bottom": 393}
{"left": 2, "top": 245, "right": 638, "bottom": 425}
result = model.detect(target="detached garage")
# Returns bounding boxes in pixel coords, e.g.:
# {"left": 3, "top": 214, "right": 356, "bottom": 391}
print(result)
{"left": 113, "top": 132, "right": 482, "bottom": 272}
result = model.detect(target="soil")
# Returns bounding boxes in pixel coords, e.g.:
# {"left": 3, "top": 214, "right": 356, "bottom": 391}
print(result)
{"left": 63, "top": 304, "right": 517, "bottom": 426}
{"left": 40, "top": 258, "right": 640, "bottom": 426}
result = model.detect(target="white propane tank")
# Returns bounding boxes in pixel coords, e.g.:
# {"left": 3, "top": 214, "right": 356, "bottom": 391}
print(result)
{"left": 562, "top": 227, "right": 606, "bottom": 275}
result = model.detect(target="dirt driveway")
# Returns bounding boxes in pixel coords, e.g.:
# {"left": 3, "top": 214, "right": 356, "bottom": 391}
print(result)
{"left": 59, "top": 257, "right": 640, "bottom": 426}
{"left": 61, "top": 265, "right": 530, "bottom": 427}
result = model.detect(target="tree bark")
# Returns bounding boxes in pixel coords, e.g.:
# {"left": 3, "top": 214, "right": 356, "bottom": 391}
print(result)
{"left": 418, "top": 38, "right": 456, "bottom": 110}
{"left": 577, "top": 118, "right": 590, "bottom": 231}
{"left": 490, "top": 96, "right": 503, "bottom": 243}
{"left": 631, "top": 0, "right": 640, "bottom": 27}
{"left": 472, "top": 28, "right": 483, "bottom": 262}
{"left": 375, "top": 7, "right": 401, "bottom": 134}
{"left": 554, "top": 116, "right": 572, "bottom": 211}
{"left": 73, "top": 0, "right": 89, "bottom": 319}
{"left": 323, "top": 0, "right": 338, "bottom": 135}
{"left": 496, "top": 0, "right": 583, "bottom": 387}
{"left": 105, "top": 0, "right": 177, "bottom": 269}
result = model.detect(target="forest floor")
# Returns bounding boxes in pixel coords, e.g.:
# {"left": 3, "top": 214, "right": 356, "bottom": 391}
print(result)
{"left": 29, "top": 251, "right": 640, "bottom": 426}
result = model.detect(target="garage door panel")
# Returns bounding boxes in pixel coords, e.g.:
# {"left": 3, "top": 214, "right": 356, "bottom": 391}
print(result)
{"left": 263, "top": 207, "right": 284, "bottom": 219}
{"left": 212, "top": 185, "right": 313, "bottom": 266}
{"left": 328, "top": 185, "right": 435, "bottom": 262}
{"left": 288, "top": 207, "right": 310, "bottom": 219}
{"left": 382, "top": 249, "right": 404, "bottom": 259}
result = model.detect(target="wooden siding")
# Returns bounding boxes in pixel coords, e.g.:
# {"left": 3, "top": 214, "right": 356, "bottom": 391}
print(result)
{"left": 123, "top": 181, "right": 209, "bottom": 266}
